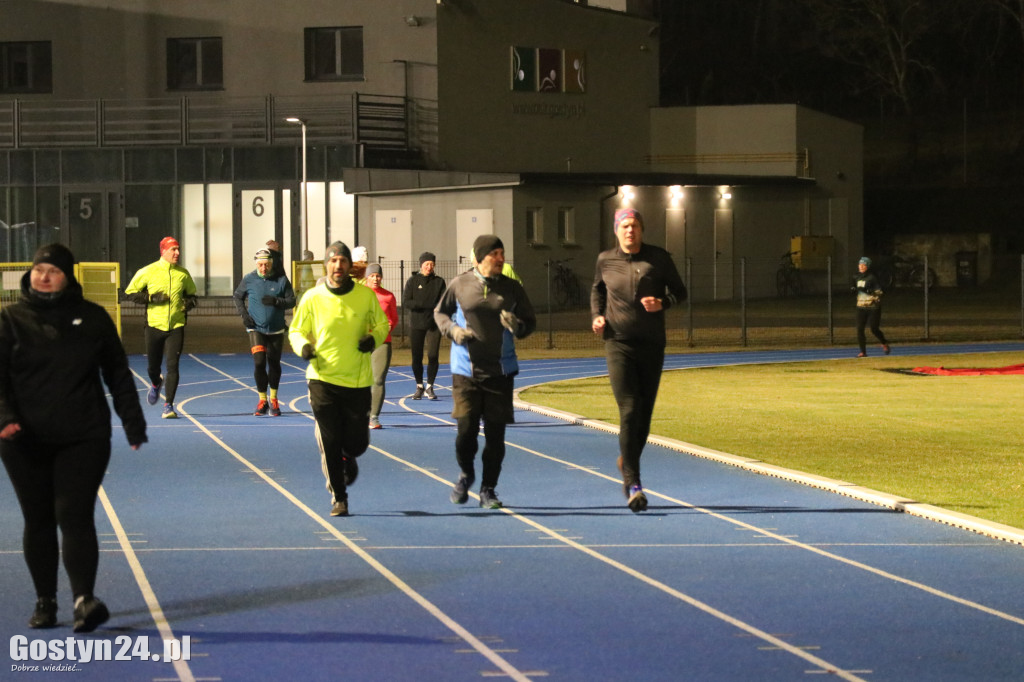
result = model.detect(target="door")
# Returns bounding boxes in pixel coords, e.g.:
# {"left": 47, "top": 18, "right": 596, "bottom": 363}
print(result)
{"left": 456, "top": 209, "right": 495, "bottom": 265}
{"left": 65, "top": 187, "right": 120, "bottom": 262}
{"left": 374, "top": 209, "right": 412, "bottom": 303}
{"left": 236, "top": 187, "right": 283, "bottom": 284}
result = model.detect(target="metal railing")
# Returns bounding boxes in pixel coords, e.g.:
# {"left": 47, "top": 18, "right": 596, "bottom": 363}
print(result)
{"left": 0, "top": 93, "right": 427, "bottom": 153}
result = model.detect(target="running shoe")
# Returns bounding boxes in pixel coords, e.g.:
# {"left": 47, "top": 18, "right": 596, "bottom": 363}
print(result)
{"left": 330, "top": 499, "right": 349, "bottom": 517}
{"left": 28, "top": 597, "right": 57, "bottom": 629}
{"left": 72, "top": 596, "right": 109, "bottom": 633}
{"left": 161, "top": 403, "right": 178, "bottom": 419}
{"left": 627, "top": 485, "right": 648, "bottom": 513}
{"left": 425, "top": 384, "right": 437, "bottom": 400}
{"left": 147, "top": 380, "right": 162, "bottom": 405}
{"left": 254, "top": 400, "right": 269, "bottom": 416}
{"left": 369, "top": 416, "right": 382, "bottom": 429}
{"left": 269, "top": 399, "right": 281, "bottom": 417}
{"left": 479, "top": 486, "right": 503, "bottom": 509}
{"left": 450, "top": 472, "right": 475, "bottom": 504}
{"left": 412, "top": 385, "right": 425, "bottom": 400}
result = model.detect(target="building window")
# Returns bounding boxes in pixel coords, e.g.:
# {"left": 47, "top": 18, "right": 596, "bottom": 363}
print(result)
{"left": 304, "top": 27, "right": 364, "bottom": 81}
{"left": 0, "top": 41, "right": 52, "bottom": 94}
{"left": 526, "top": 207, "right": 544, "bottom": 244}
{"left": 167, "top": 37, "right": 223, "bottom": 91}
{"left": 558, "top": 207, "right": 575, "bottom": 244}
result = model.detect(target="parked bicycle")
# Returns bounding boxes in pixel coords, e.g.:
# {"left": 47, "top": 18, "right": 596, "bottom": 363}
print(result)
{"left": 877, "top": 255, "right": 936, "bottom": 290}
{"left": 549, "top": 258, "right": 585, "bottom": 307}
{"left": 775, "top": 251, "right": 804, "bottom": 297}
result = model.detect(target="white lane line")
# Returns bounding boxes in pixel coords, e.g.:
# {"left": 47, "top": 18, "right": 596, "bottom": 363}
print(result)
{"left": 504, "top": 438, "right": 1024, "bottom": 628}
{"left": 167, "top": 392, "right": 533, "bottom": 682}
{"left": 98, "top": 487, "right": 195, "bottom": 682}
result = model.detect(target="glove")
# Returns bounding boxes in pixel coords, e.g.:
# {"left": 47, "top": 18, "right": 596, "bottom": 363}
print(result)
{"left": 301, "top": 344, "right": 315, "bottom": 360}
{"left": 183, "top": 295, "right": 197, "bottom": 312}
{"left": 357, "top": 334, "right": 375, "bottom": 353}
{"left": 261, "top": 295, "right": 277, "bottom": 306}
{"left": 450, "top": 326, "right": 475, "bottom": 346}
{"left": 242, "top": 315, "right": 256, "bottom": 330}
{"left": 149, "top": 292, "right": 169, "bottom": 304}
{"left": 500, "top": 310, "right": 520, "bottom": 333}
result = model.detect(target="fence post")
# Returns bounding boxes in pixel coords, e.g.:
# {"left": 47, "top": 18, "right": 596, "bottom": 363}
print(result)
{"left": 545, "top": 259, "right": 553, "bottom": 349}
{"left": 686, "top": 257, "right": 694, "bottom": 346}
{"left": 923, "top": 254, "right": 930, "bottom": 341}
{"left": 398, "top": 260, "right": 406, "bottom": 348}
{"left": 1020, "top": 254, "right": 1023, "bottom": 339}
{"left": 827, "top": 256, "right": 834, "bottom": 344}
{"left": 740, "top": 257, "right": 747, "bottom": 347}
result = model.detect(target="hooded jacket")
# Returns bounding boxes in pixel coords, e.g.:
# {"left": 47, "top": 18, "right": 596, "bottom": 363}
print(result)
{"left": 0, "top": 272, "right": 147, "bottom": 446}
{"left": 403, "top": 271, "right": 446, "bottom": 331}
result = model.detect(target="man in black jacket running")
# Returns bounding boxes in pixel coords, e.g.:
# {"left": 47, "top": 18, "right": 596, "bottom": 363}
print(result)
{"left": 591, "top": 208, "right": 686, "bottom": 513}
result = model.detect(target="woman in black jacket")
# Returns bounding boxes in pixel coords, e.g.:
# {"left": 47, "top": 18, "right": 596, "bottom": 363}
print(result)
{"left": 0, "top": 244, "right": 147, "bottom": 633}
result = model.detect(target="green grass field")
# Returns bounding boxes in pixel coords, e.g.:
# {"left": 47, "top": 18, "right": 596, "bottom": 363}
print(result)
{"left": 519, "top": 351, "right": 1024, "bottom": 529}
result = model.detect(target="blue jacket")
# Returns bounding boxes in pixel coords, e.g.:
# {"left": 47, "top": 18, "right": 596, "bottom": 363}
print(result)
{"left": 233, "top": 270, "right": 296, "bottom": 334}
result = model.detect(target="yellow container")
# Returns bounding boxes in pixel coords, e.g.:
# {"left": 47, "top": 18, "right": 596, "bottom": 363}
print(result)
{"left": 790, "top": 236, "right": 834, "bottom": 270}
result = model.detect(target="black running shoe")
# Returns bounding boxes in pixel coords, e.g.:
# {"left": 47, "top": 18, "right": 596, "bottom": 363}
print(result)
{"left": 73, "top": 596, "right": 109, "bottom": 633}
{"left": 450, "top": 472, "right": 474, "bottom": 504}
{"left": 29, "top": 597, "right": 57, "bottom": 629}
{"left": 627, "top": 485, "right": 648, "bottom": 513}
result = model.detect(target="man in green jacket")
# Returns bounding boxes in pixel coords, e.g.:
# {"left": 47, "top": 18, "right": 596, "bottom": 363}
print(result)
{"left": 123, "top": 236, "right": 198, "bottom": 419}
{"left": 289, "top": 241, "right": 389, "bottom": 517}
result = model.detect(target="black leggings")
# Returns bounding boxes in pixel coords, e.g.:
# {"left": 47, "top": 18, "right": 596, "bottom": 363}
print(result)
{"left": 145, "top": 325, "right": 185, "bottom": 403}
{"left": 409, "top": 327, "right": 441, "bottom": 385}
{"left": 249, "top": 331, "right": 284, "bottom": 392}
{"left": 605, "top": 339, "right": 665, "bottom": 489}
{"left": 856, "top": 306, "right": 888, "bottom": 353}
{"left": 308, "top": 380, "right": 370, "bottom": 502}
{"left": 1, "top": 437, "right": 111, "bottom": 599}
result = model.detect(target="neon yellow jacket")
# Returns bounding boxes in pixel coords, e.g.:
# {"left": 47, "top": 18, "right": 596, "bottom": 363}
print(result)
{"left": 288, "top": 282, "right": 389, "bottom": 388}
{"left": 124, "top": 259, "right": 198, "bottom": 332}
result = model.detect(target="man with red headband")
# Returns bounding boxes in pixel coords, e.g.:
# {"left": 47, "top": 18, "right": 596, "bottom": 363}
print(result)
{"left": 124, "top": 236, "right": 198, "bottom": 419}
{"left": 591, "top": 208, "right": 686, "bottom": 513}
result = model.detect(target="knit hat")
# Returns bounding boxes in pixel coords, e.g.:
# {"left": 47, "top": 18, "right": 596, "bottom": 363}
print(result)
{"left": 325, "top": 241, "right": 351, "bottom": 263}
{"left": 613, "top": 208, "right": 643, "bottom": 231}
{"left": 366, "top": 263, "right": 382, "bottom": 276}
{"left": 472, "top": 235, "right": 504, "bottom": 262}
{"left": 351, "top": 246, "right": 368, "bottom": 263}
{"left": 32, "top": 243, "right": 76, "bottom": 280}
{"left": 160, "top": 236, "right": 179, "bottom": 253}
{"left": 419, "top": 251, "right": 436, "bottom": 266}
{"left": 859, "top": 257, "right": 872, "bottom": 267}
{"left": 254, "top": 248, "right": 272, "bottom": 262}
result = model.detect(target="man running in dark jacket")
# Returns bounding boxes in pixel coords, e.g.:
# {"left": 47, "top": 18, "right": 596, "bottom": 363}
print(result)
{"left": 591, "top": 208, "right": 686, "bottom": 512}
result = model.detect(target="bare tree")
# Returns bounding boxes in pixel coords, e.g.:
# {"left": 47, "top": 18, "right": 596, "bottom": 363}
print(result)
{"left": 798, "top": 0, "right": 950, "bottom": 115}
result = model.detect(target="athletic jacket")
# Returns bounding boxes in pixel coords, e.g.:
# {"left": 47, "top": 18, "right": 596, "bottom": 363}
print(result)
{"left": 854, "top": 271, "right": 884, "bottom": 308}
{"left": 403, "top": 271, "right": 446, "bottom": 331}
{"left": 434, "top": 269, "right": 536, "bottom": 381}
{"left": 372, "top": 286, "right": 399, "bottom": 343}
{"left": 124, "top": 259, "right": 198, "bottom": 331}
{"left": 591, "top": 243, "right": 687, "bottom": 345}
{"left": 233, "top": 270, "right": 296, "bottom": 334}
{"left": 0, "top": 273, "right": 147, "bottom": 446}
{"left": 288, "top": 280, "right": 389, "bottom": 388}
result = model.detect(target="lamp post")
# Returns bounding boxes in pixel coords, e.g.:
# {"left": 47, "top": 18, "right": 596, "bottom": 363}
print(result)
{"left": 285, "top": 117, "right": 308, "bottom": 253}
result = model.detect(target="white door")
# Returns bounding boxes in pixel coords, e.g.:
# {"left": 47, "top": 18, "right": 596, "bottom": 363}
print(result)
{"left": 456, "top": 209, "right": 495, "bottom": 266}
{"left": 374, "top": 209, "right": 412, "bottom": 302}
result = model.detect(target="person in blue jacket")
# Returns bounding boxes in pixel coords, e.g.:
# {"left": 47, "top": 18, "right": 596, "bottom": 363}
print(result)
{"left": 434, "top": 234, "right": 536, "bottom": 510}
{"left": 233, "top": 248, "right": 296, "bottom": 416}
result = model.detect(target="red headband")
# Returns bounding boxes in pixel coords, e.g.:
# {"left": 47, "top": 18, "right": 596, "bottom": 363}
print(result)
{"left": 160, "top": 237, "right": 180, "bottom": 253}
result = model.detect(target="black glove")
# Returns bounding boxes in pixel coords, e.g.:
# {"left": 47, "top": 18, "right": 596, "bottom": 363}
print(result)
{"left": 149, "top": 291, "right": 169, "bottom": 304}
{"left": 261, "top": 294, "right": 277, "bottom": 306}
{"left": 357, "top": 334, "right": 375, "bottom": 353}
{"left": 301, "top": 344, "right": 315, "bottom": 360}
{"left": 242, "top": 315, "right": 256, "bottom": 330}
{"left": 183, "top": 295, "right": 198, "bottom": 312}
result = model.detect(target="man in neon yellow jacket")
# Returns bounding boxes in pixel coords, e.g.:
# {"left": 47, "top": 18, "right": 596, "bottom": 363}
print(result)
{"left": 123, "top": 237, "right": 198, "bottom": 420}
{"left": 289, "top": 241, "right": 389, "bottom": 517}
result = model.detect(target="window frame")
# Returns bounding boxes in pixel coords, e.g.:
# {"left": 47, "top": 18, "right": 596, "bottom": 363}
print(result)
{"left": 557, "top": 206, "right": 576, "bottom": 244}
{"left": 304, "top": 26, "right": 365, "bottom": 82}
{"left": 526, "top": 207, "right": 544, "bottom": 245}
{"left": 166, "top": 36, "right": 224, "bottom": 92}
{"left": 0, "top": 41, "right": 53, "bottom": 94}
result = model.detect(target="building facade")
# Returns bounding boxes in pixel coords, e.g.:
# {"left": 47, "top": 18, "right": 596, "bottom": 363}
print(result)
{"left": 0, "top": 0, "right": 861, "bottom": 303}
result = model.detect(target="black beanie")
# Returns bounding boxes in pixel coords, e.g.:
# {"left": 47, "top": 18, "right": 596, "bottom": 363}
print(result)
{"left": 32, "top": 243, "right": 76, "bottom": 280}
{"left": 419, "top": 251, "right": 436, "bottom": 266}
{"left": 324, "top": 241, "right": 351, "bottom": 263}
{"left": 472, "top": 235, "right": 504, "bottom": 262}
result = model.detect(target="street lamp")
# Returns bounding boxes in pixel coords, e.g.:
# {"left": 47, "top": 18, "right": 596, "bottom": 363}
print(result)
{"left": 285, "top": 117, "right": 308, "bottom": 253}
